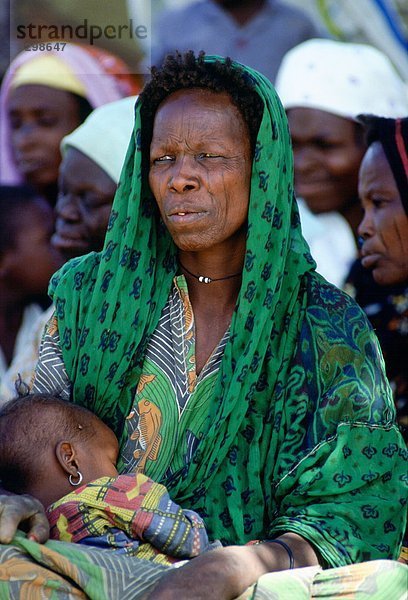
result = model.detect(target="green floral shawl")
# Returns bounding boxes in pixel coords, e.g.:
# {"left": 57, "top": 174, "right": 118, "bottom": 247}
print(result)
{"left": 49, "top": 58, "right": 407, "bottom": 565}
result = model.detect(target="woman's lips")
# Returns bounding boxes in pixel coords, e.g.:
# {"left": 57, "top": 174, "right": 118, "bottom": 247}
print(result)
{"left": 295, "top": 180, "right": 328, "bottom": 194}
{"left": 51, "top": 231, "right": 89, "bottom": 250}
{"left": 167, "top": 211, "right": 207, "bottom": 224}
{"left": 16, "top": 157, "right": 46, "bottom": 174}
{"left": 361, "top": 253, "right": 381, "bottom": 269}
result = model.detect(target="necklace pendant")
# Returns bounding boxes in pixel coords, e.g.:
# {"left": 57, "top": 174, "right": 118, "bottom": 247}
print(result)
{"left": 198, "top": 275, "right": 212, "bottom": 284}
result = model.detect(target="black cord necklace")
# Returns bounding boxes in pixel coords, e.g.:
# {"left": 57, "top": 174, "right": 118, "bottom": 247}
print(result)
{"left": 179, "top": 261, "right": 242, "bottom": 284}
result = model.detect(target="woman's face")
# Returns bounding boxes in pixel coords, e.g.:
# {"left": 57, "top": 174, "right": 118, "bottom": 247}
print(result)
{"left": 53, "top": 148, "right": 117, "bottom": 260}
{"left": 149, "top": 88, "right": 252, "bottom": 253}
{"left": 8, "top": 84, "right": 82, "bottom": 190}
{"left": 358, "top": 142, "right": 408, "bottom": 286}
{"left": 287, "top": 107, "right": 366, "bottom": 214}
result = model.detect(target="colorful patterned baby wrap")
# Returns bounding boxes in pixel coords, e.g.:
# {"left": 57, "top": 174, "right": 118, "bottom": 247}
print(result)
{"left": 47, "top": 473, "right": 211, "bottom": 565}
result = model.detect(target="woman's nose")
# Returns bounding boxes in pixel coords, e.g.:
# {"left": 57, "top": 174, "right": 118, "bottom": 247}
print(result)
{"left": 168, "top": 156, "right": 200, "bottom": 193}
{"left": 293, "top": 146, "right": 318, "bottom": 176}
{"left": 55, "top": 192, "right": 81, "bottom": 222}
{"left": 12, "top": 123, "right": 37, "bottom": 151}
{"left": 358, "top": 210, "right": 374, "bottom": 240}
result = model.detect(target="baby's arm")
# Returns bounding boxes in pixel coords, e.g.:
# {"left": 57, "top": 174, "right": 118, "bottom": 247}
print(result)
{"left": 104, "top": 474, "right": 211, "bottom": 558}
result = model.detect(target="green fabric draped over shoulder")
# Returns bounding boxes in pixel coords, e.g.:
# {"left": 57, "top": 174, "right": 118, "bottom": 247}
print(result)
{"left": 49, "top": 57, "right": 311, "bottom": 450}
{"left": 49, "top": 58, "right": 407, "bottom": 564}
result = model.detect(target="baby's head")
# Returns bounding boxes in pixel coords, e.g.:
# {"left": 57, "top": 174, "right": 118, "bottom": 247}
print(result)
{"left": 0, "top": 393, "right": 119, "bottom": 508}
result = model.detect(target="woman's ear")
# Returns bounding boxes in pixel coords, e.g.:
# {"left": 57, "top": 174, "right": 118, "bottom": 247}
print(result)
{"left": 55, "top": 441, "right": 79, "bottom": 476}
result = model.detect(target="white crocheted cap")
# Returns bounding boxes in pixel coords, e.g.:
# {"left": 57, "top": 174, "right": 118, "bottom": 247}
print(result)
{"left": 275, "top": 39, "right": 408, "bottom": 119}
{"left": 61, "top": 96, "right": 137, "bottom": 184}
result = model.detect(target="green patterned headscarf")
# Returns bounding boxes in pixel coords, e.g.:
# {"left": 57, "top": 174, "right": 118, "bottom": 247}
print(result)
{"left": 50, "top": 55, "right": 313, "bottom": 426}
{"left": 50, "top": 56, "right": 315, "bottom": 537}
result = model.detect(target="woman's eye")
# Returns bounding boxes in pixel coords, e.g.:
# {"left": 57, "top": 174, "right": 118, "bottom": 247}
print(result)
{"left": 38, "top": 115, "right": 58, "bottom": 127}
{"left": 80, "top": 194, "right": 107, "bottom": 210}
{"left": 197, "top": 153, "right": 220, "bottom": 159}
{"left": 154, "top": 155, "right": 174, "bottom": 163}
{"left": 315, "top": 140, "right": 338, "bottom": 150}
{"left": 9, "top": 116, "right": 22, "bottom": 130}
{"left": 372, "top": 198, "right": 387, "bottom": 209}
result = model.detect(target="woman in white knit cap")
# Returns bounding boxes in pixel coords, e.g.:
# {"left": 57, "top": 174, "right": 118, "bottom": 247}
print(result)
{"left": 275, "top": 39, "right": 408, "bottom": 288}
{"left": 52, "top": 96, "right": 136, "bottom": 261}
{"left": 0, "top": 96, "right": 136, "bottom": 402}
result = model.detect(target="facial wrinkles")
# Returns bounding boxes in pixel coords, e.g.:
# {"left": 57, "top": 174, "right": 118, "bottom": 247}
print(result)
{"left": 153, "top": 119, "right": 238, "bottom": 161}
{"left": 149, "top": 89, "right": 251, "bottom": 252}
{"left": 393, "top": 218, "right": 405, "bottom": 256}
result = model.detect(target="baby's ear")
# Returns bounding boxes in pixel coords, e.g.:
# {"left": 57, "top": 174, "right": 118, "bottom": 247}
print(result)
{"left": 55, "top": 441, "right": 78, "bottom": 476}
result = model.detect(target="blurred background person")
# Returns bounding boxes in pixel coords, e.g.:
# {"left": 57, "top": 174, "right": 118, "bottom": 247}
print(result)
{"left": 0, "top": 96, "right": 136, "bottom": 403}
{"left": 275, "top": 38, "right": 408, "bottom": 287}
{"left": 148, "top": 0, "right": 323, "bottom": 81}
{"left": 345, "top": 115, "right": 408, "bottom": 440}
{"left": 0, "top": 43, "right": 139, "bottom": 205}
{"left": 0, "top": 186, "right": 63, "bottom": 387}
{"left": 284, "top": 0, "right": 408, "bottom": 81}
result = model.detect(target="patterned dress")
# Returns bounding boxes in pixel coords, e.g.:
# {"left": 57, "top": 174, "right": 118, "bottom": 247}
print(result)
{"left": 345, "top": 260, "right": 408, "bottom": 438}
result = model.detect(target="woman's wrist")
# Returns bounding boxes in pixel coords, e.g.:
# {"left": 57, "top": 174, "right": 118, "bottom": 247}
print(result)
{"left": 248, "top": 533, "right": 320, "bottom": 571}
{"left": 250, "top": 538, "right": 294, "bottom": 568}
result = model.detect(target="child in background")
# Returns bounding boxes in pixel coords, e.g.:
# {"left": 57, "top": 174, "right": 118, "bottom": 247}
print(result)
{"left": 0, "top": 393, "right": 214, "bottom": 565}
{"left": 0, "top": 186, "right": 63, "bottom": 387}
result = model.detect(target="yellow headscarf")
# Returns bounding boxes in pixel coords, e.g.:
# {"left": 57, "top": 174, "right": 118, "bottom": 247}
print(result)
{"left": 11, "top": 54, "right": 87, "bottom": 97}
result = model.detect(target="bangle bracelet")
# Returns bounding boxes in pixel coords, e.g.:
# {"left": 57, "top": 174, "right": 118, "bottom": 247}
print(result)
{"left": 256, "top": 538, "right": 295, "bottom": 569}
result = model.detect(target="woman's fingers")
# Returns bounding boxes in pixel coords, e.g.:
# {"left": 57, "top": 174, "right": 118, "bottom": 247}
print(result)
{"left": 0, "top": 494, "right": 49, "bottom": 544}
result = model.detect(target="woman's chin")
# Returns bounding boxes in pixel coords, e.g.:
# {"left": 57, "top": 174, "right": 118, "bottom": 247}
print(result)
{"left": 372, "top": 266, "right": 407, "bottom": 287}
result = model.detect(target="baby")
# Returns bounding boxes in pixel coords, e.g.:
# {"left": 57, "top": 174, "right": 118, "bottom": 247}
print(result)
{"left": 0, "top": 393, "right": 213, "bottom": 565}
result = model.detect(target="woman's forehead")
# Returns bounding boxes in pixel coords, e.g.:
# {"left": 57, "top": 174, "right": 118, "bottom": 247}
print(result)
{"left": 8, "top": 84, "right": 75, "bottom": 112}
{"left": 152, "top": 89, "right": 248, "bottom": 139}
{"left": 156, "top": 88, "right": 236, "bottom": 115}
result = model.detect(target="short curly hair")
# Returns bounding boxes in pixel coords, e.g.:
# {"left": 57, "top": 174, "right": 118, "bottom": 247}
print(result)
{"left": 140, "top": 51, "right": 264, "bottom": 157}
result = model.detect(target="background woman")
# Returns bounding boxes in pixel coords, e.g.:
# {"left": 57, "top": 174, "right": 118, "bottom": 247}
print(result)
{"left": 0, "top": 96, "right": 136, "bottom": 402}
{"left": 346, "top": 115, "right": 408, "bottom": 441}
{"left": 0, "top": 43, "right": 138, "bottom": 205}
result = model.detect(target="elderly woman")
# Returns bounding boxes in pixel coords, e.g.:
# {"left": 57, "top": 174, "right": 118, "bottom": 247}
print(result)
{"left": 0, "top": 53, "right": 406, "bottom": 599}
{"left": 346, "top": 115, "right": 408, "bottom": 441}
{"left": 0, "top": 43, "right": 138, "bottom": 205}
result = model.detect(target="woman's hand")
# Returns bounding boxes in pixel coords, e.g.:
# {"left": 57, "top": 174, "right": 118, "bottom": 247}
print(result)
{"left": 145, "top": 534, "right": 319, "bottom": 600}
{"left": 0, "top": 494, "right": 49, "bottom": 544}
{"left": 145, "top": 546, "right": 256, "bottom": 600}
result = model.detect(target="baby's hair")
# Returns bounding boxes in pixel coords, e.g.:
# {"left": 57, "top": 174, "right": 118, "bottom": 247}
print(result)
{"left": 0, "top": 393, "right": 99, "bottom": 494}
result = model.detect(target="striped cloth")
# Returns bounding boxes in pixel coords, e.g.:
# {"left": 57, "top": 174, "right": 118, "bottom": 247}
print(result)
{"left": 1, "top": 533, "right": 407, "bottom": 600}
